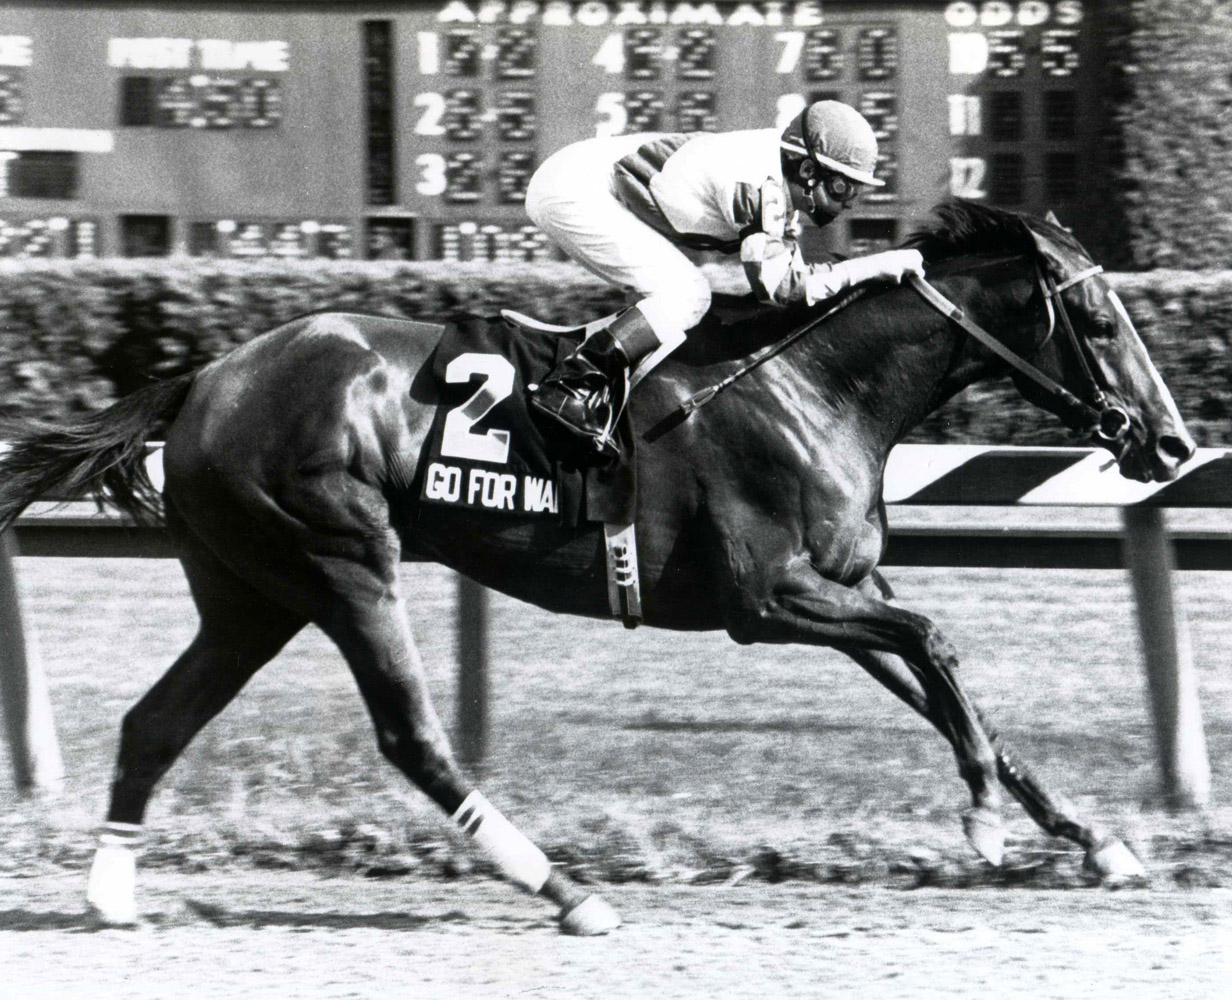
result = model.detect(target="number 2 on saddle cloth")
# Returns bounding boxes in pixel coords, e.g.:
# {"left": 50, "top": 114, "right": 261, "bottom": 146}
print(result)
{"left": 418, "top": 314, "right": 636, "bottom": 528}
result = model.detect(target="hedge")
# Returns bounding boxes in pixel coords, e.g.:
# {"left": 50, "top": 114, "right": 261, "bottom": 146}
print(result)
{"left": 0, "top": 260, "right": 1228, "bottom": 446}
{"left": 1114, "top": 1, "right": 1232, "bottom": 268}
{"left": 0, "top": 259, "right": 625, "bottom": 424}
{"left": 911, "top": 268, "right": 1232, "bottom": 446}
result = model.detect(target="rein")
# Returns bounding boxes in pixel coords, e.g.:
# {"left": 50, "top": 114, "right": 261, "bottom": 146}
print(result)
{"left": 907, "top": 265, "right": 1130, "bottom": 443}
{"left": 671, "top": 258, "right": 1127, "bottom": 444}
{"left": 676, "top": 286, "right": 869, "bottom": 417}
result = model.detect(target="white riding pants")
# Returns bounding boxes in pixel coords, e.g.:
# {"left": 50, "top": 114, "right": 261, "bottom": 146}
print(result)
{"left": 525, "top": 136, "right": 713, "bottom": 337}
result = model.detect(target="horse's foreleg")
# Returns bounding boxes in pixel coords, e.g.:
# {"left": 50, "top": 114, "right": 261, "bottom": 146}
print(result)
{"left": 321, "top": 589, "right": 619, "bottom": 936}
{"left": 729, "top": 565, "right": 1004, "bottom": 859}
{"left": 849, "top": 576, "right": 1144, "bottom": 877}
{"left": 849, "top": 646, "right": 1142, "bottom": 875}
{"left": 976, "top": 705, "right": 1145, "bottom": 877}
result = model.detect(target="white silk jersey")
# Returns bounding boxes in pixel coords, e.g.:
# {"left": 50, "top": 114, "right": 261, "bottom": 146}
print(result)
{"left": 611, "top": 129, "right": 796, "bottom": 251}
{"left": 524, "top": 129, "right": 839, "bottom": 334}
{"left": 610, "top": 130, "right": 848, "bottom": 307}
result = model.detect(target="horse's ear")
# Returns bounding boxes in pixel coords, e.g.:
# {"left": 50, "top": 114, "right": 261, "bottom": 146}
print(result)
{"left": 1044, "top": 210, "right": 1072, "bottom": 233}
{"left": 1027, "top": 225, "right": 1059, "bottom": 270}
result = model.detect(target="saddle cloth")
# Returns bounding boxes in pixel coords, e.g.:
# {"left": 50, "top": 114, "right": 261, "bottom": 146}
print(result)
{"left": 417, "top": 313, "right": 636, "bottom": 527}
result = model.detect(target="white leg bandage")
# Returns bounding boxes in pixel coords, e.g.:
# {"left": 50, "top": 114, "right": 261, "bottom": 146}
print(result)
{"left": 86, "top": 822, "right": 141, "bottom": 924}
{"left": 451, "top": 791, "right": 551, "bottom": 894}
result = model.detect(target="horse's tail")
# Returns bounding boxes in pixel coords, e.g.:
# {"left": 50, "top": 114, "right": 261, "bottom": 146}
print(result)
{"left": 0, "top": 372, "right": 197, "bottom": 532}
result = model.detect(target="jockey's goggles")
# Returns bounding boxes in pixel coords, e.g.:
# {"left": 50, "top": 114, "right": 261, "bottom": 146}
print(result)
{"left": 818, "top": 171, "right": 862, "bottom": 204}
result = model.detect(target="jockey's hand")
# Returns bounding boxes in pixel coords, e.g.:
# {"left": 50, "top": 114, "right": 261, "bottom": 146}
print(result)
{"left": 802, "top": 249, "right": 925, "bottom": 303}
{"left": 848, "top": 249, "right": 925, "bottom": 285}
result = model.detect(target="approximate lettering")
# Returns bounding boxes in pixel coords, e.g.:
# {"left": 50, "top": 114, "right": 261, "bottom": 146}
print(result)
{"left": 436, "top": 1, "right": 1080, "bottom": 27}
{"left": 436, "top": 1, "right": 819, "bottom": 27}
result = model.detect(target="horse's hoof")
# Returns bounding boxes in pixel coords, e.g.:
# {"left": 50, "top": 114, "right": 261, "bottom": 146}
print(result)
{"left": 85, "top": 901, "right": 140, "bottom": 928}
{"left": 86, "top": 846, "right": 138, "bottom": 927}
{"left": 1085, "top": 838, "right": 1146, "bottom": 882}
{"left": 559, "top": 894, "right": 621, "bottom": 936}
{"left": 962, "top": 807, "right": 1006, "bottom": 867}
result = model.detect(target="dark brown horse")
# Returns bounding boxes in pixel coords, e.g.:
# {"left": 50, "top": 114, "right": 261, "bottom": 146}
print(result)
{"left": 0, "top": 202, "right": 1194, "bottom": 933}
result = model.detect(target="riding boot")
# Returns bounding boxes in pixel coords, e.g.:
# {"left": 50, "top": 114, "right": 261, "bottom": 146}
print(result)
{"left": 529, "top": 306, "right": 665, "bottom": 457}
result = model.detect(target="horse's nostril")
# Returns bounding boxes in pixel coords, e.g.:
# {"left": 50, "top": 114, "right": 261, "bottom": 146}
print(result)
{"left": 1158, "top": 434, "right": 1195, "bottom": 463}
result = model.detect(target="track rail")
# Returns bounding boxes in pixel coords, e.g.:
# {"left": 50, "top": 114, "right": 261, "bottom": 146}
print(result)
{"left": 9, "top": 504, "right": 1232, "bottom": 570}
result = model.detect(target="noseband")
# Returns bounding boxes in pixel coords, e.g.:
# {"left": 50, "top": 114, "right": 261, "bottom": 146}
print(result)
{"left": 908, "top": 260, "right": 1130, "bottom": 443}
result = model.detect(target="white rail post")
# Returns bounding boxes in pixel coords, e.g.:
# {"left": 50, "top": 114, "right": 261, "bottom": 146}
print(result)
{"left": 0, "top": 530, "right": 64, "bottom": 796}
{"left": 1121, "top": 507, "right": 1210, "bottom": 810}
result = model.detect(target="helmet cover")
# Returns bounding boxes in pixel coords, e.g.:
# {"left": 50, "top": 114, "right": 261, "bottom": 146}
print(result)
{"left": 781, "top": 101, "right": 884, "bottom": 187}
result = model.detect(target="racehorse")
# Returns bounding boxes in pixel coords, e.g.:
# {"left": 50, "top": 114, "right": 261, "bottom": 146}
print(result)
{"left": 0, "top": 201, "right": 1194, "bottom": 934}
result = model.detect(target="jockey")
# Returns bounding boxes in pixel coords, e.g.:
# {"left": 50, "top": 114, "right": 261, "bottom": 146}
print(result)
{"left": 524, "top": 99, "right": 926, "bottom": 456}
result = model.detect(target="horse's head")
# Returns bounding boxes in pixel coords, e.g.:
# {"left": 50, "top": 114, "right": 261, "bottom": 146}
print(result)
{"left": 1021, "top": 215, "right": 1195, "bottom": 481}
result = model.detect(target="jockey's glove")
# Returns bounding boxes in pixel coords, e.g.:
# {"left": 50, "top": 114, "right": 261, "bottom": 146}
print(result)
{"left": 742, "top": 233, "right": 925, "bottom": 308}
{"left": 804, "top": 249, "right": 926, "bottom": 304}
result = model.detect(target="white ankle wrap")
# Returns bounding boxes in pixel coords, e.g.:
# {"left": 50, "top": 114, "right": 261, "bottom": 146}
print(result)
{"left": 87, "top": 823, "right": 141, "bottom": 924}
{"left": 97, "top": 821, "right": 143, "bottom": 847}
{"left": 451, "top": 791, "right": 550, "bottom": 893}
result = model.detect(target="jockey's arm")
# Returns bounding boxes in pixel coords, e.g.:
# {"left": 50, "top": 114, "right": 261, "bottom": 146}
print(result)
{"left": 741, "top": 233, "right": 925, "bottom": 307}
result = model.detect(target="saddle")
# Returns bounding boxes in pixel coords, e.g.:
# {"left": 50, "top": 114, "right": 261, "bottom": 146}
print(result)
{"left": 418, "top": 311, "right": 643, "bottom": 626}
{"left": 499, "top": 309, "right": 613, "bottom": 340}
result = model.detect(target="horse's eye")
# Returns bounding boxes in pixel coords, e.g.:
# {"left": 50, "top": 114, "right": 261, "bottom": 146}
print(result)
{"left": 1090, "top": 317, "right": 1118, "bottom": 341}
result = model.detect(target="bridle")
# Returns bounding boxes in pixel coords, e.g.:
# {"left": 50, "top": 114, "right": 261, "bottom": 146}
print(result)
{"left": 671, "top": 251, "right": 1131, "bottom": 445}
{"left": 907, "top": 259, "right": 1131, "bottom": 443}
{"left": 1038, "top": 264, "right": 1130, "bottom": 440}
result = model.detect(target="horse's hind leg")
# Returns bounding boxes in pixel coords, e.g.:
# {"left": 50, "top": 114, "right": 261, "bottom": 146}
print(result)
{"left": 87, "top": 538, "right": 307, "bottom": 925}
{"left": 313, "top": 577, "right": 620, "bottom": 935}
{"left": 162, "top": 452, "right": 617, "bottom": 934}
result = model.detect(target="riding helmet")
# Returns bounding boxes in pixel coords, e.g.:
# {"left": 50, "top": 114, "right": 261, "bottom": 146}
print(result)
{"left": 780, "top": 101, "right": 885, "bottom": 187}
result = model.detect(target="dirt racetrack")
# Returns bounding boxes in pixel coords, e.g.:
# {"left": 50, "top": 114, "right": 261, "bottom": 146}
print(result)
{"left": 3, "top": 869, "right": 1229, "bottom": 999}
{"left": 5, "top": 541, "right": 1232, "bottom": 998}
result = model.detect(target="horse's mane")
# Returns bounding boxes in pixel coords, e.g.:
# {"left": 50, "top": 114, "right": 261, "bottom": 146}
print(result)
{"left": 902, "top": 199, "right": 1085, "bottom": 265}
